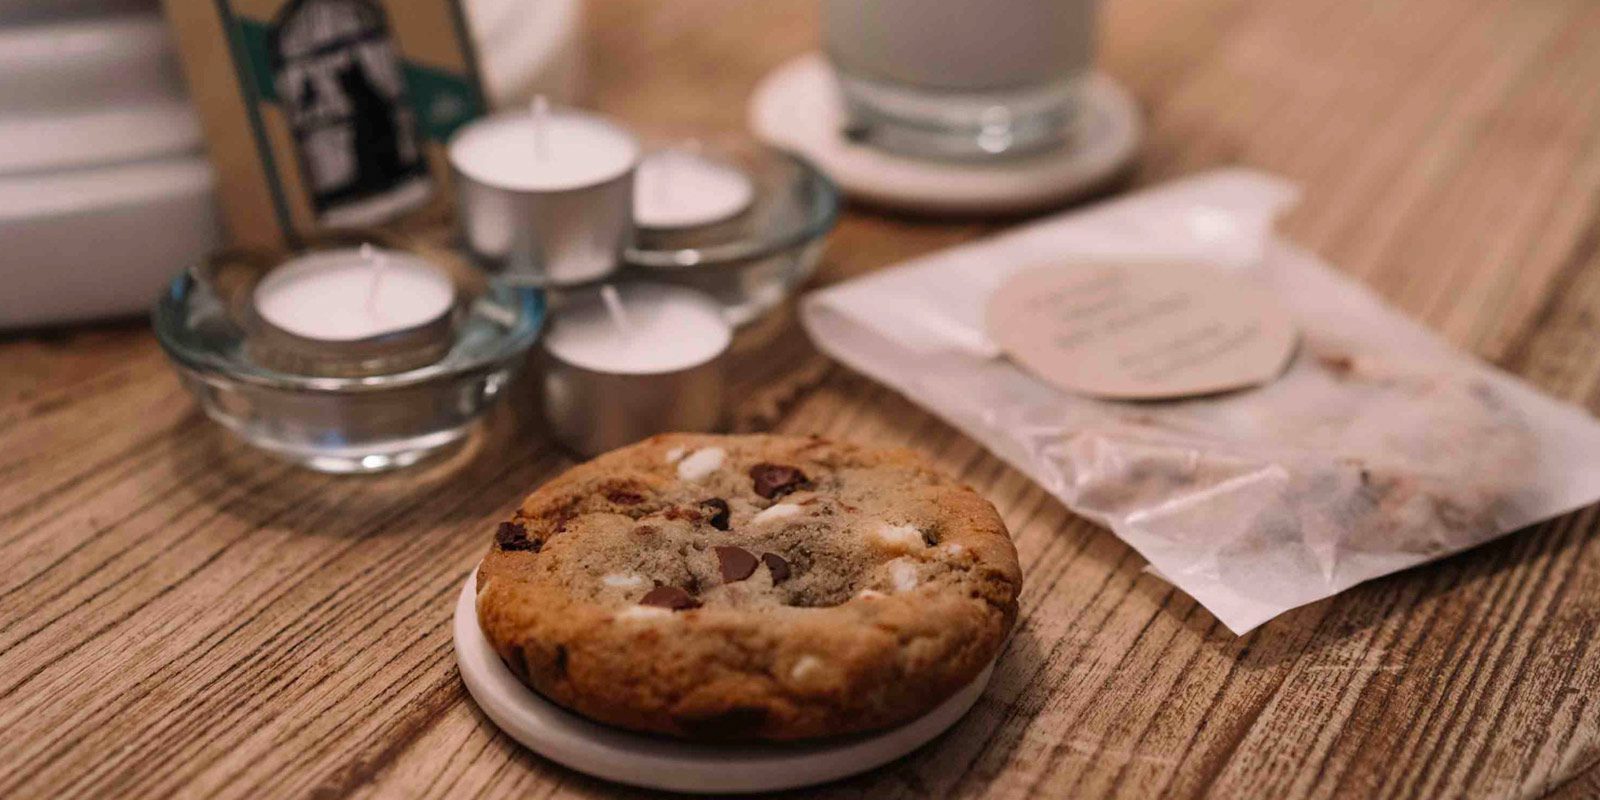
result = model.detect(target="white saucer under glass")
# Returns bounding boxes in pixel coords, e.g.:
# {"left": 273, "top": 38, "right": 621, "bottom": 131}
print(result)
{"left": 749, "top": 53, "right": 1142, "bottom": 215}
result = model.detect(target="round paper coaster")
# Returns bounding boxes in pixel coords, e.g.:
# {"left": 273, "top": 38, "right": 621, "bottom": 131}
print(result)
{"left": 748, "top": 53, "right": 1142, "bottom": 215}
{"left": 452, "top": 572, "right": 996, "bottom": 794}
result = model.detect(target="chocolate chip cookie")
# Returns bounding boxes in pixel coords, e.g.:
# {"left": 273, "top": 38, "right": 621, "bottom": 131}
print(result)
{"left": 475, "top": 433, "right": 1022, "bottom": 740}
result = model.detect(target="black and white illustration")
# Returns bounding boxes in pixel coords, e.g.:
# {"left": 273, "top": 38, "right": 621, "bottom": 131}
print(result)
{"left": 269, "top": 0, "right": 433, "bottom": 226}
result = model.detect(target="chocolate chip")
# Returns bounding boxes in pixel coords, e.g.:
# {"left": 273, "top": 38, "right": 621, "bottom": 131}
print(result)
{"left": 606, "top": 490, "right": 645, "bottom": 505}
{"left": 676, "top": 706, "right": 769, "bottom": 739}
{"left": 500, "top": 645, "right": 530, "bottom": 680}
{"left": 715, "top": 546, "right": 758, "bottom": 582}
{"left": 750, "top": 463, "right": 810, "bottom": 499}
{"left": 761, "top": 552, "right": 791, "bottom": 583}
{"left": 700, "top": 498, "right": 731, "bottom": 530}
{"left": 495, "top": 521, "right": 540, "bottom": 552}
{"left": 537, "top": 498, "right": 579, "bottom": 525}
{"left": 640, "top": 586, "right": 700, "bottom": 610}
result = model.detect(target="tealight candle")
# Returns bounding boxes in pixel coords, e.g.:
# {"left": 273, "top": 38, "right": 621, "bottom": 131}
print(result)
{"left": 540, "top": 282, "right": 731, "bottom": 456}
{"left": 634, "top": 148, "right": 755, "bottom": 230}
{"left": 254, "top": 245, "right": 455, "bottom": 340}
{"left": 450, "top": 98, "right": 640, "bottom": 286}
{"left": 246, "top": 245, "right": 460, "bottom": 376}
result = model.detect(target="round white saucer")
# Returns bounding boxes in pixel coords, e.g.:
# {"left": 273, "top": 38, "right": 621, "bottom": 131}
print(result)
{"left": 748, "top": 53, "right": 1142, "bottom": 215}
{"left": 452, "top": 572, "right": 995, "bottom": 794}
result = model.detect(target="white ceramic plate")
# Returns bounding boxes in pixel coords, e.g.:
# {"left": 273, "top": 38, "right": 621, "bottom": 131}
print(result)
{"left": 749, "top": 53, "right": 1142, "bottom": 215}
{"left": 0, "top": 156, "right": 220, "bottom": 328}
{"left": 453, "top": 571, "right": 996, "bottom": 794}
{"left": 0, "top": 14, "right": 184, "bottom": 113}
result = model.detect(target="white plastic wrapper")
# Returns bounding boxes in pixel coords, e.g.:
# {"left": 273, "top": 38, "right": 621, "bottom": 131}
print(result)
{"left": 802, "top": 169, "right": 1600, "bottom": 633}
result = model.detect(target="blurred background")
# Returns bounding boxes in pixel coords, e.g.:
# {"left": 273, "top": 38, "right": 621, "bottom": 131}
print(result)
{"left": 0, "top": 0, "right": 582, "bottom": 328}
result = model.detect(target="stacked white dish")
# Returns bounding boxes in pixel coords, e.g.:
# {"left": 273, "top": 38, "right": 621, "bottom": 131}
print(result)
{"left": 0, "top": 1, "right": 220, "bottom": 328}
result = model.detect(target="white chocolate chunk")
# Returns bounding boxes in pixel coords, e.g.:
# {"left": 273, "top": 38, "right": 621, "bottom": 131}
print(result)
{"left": 888, "top": 559, "right": 919, "bottom": 592}
{"left": 664, "top": 445, "right": 686, "bottom": 463}
{"left": 602, "top": 573, "right": 647, "bottom": 589}
{"left": 945, "top": 543, "right": 966, "bottom": 556}
{"left": 751, "top": 503, "right": 803, "bottom": 526}
{"left": 617, "top": 606, "right": 673, "bottom": 621}
{"left": 790, "top": 655, "right": 825, "bottom": 681}
{"left": 676, "top": 447, "right": 726, "bottom": 482}
{"left": 872, "top": 522, "right": 925, "bottom": 553}
{"left": 855, "top": 589, "right": 886, "bottom": 601}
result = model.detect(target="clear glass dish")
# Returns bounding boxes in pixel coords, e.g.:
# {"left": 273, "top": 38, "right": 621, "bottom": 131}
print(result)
{"left": 624, "top": 140, "right": 839, "bottom": 326}
{"left": 153, "top": 268, "right": 544, "bottom": 473}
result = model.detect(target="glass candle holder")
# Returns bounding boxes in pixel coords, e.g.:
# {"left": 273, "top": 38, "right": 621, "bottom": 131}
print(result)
{"left": 624, "top": 140, "right": 838, "bottom": 327}
{"left": 154, "top": 234, "right": 545, "bottom": 473}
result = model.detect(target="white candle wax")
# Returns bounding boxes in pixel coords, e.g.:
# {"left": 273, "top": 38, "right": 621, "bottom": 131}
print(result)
{"left": 544, "top": 283, "right": 730, "bottom": 374}
{"left": 253, "top": 247, "right": 455, "bottom": 341}
{"left": 448, "top": 105, "right": 640, "bottom": 192}
{"left": 633, "top": 149, "right": 755, "bottom": 230}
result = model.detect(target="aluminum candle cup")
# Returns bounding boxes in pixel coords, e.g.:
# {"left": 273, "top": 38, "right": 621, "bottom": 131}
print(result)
{"left": 540, "top": 283, "right": 731, "bottom": 458}
{"left": 449, "top": 103, "right": 640, "bottom": 287}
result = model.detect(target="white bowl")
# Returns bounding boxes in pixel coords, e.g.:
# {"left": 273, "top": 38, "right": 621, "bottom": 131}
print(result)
{"left": 0, "top": 14, "right": 184, "bottom": 113}
{"left": 0, "top": 13, "right": 199, "bottom": 177}
{"left": 0, "top": 156, "right": 220, "bottom": 328}
{"left": 0, "top": 102, "right": 202, "bottom": 176}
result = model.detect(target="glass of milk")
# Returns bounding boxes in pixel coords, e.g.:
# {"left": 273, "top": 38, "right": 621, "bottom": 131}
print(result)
{"left": 823, "top": 0, "right": 1097, "bottom": 160}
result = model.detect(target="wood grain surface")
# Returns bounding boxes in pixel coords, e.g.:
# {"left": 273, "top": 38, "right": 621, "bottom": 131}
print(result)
{"left": 6, "top": 0, "right": 1600, "bottom": 797}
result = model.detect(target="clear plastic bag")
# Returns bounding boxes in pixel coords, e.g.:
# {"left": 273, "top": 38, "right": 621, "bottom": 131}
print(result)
{"left": 802, "top": 170, "right": 1600, "bottom": 633}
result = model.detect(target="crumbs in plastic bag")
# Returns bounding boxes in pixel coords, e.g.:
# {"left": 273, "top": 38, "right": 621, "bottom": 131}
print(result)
{"left": 1063, "top": 347, "right": 1535, "bottom": 581}
{"left": 803, "top": 170, "right": 1600, "bottom": 633}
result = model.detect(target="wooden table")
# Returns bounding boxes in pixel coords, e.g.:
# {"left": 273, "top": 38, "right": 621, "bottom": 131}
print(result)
{"left": 6, "top": 0, "right": 1600, "bottom": 796}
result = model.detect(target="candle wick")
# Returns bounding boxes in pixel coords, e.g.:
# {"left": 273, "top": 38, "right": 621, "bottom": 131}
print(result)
{"left": 364, "top": 245, "right": 388, "bottom": 316}
{"left": 531, "top": 95, "right": 550, "bottom": 161}
{"left": 599, "top": 284, "right": 631, "bottom": 336}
